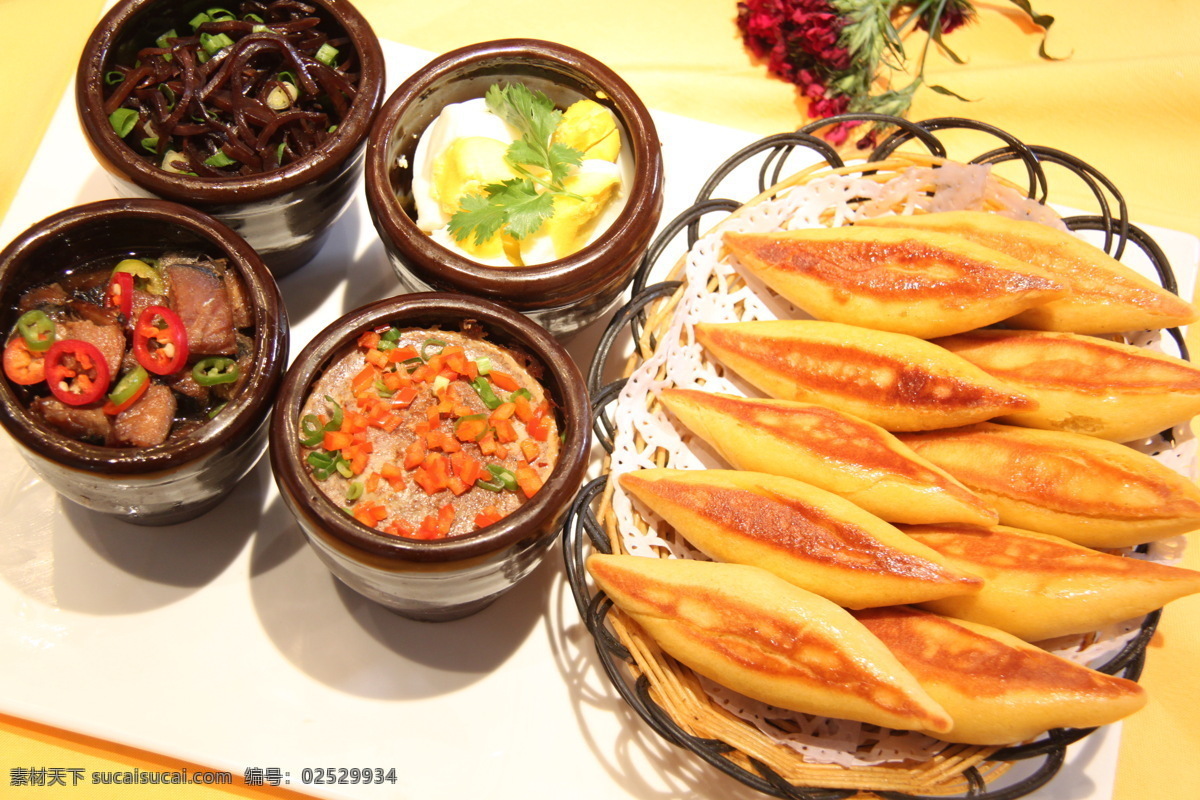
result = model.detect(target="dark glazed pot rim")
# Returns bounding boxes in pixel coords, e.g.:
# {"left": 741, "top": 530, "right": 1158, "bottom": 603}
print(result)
{"left": 0, "top": 198, "right": 288, "bottom": 474}
{"left": 270, "top": 292, "right": 591, "bottom": 564}
{"left": 75, "top": 0, "right": 386, "bottom": 205}
{"left": 364, "top": 38, "right": 664, "bottom": 308}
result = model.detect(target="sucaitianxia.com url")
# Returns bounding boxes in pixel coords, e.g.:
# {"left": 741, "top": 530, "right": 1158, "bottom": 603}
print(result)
{"left": 9, "top": 767, "right": 233, "bottom": 787}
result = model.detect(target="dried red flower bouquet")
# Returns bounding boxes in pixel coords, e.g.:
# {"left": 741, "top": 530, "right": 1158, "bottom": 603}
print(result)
{"left": 737, "top": 0, "right": 1056, "bottom": 147}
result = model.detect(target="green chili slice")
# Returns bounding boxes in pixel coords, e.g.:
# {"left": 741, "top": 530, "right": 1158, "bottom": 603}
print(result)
{"left": 485, "top": 464, "right": 519, "bottom": 492}
{"left": 192, "top": 356, "right": 239, "bottom": 386}
{"left": 107, "top": 365, "right": 149, "bottom": 406}
{"left": 109, "top": 108, "right": 138, "bottom": 138}
{"left": 475, "top": 478, "right": 505, "bottom": 492}
{"left": 113, "top": 258, "right": 165, "bottom": 295}
{"left": 16, "top": 310, "right": 55, "bottom": 352}
{"left": 470, "top": 376, "right": 502, "bottom": 410}
{"left": 299, "top": 414, "right": 325, "bottom": 447}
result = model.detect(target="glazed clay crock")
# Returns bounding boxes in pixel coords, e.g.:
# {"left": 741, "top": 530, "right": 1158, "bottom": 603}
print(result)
{"left": 364, "top": 39, "right": 664, "bottom": 339}
{"left": 0, "top": 199, "right": 289, "bottom": 525}
{"left": 269, "top": 292, "right": 591, "bottom": 622}
{"left": 76, "top": 0, "right": 386, "bottom": 277}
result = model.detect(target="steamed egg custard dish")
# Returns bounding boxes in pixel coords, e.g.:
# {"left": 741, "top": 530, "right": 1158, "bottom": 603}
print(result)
{"left": 410, "top": 83, "right": 631, "bottom": 267}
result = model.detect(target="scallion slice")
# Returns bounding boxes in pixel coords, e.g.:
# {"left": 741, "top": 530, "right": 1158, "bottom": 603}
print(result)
{"left": 108, "top": 108, "right": 138, "bottom": 138}
{"left": 299, "top": 414, "right": 325, "bottom": 447}
{"left": 204, "top": 150, "right": 238, "bottom": 168}
{"left": 470, "top": 376, "right": 502, "bottom": 410}
{"left": 314, "top": 43, "right": 339, "bottom": 67}
{"left": 485, "top": 464, "right": 519, "bottom": 492}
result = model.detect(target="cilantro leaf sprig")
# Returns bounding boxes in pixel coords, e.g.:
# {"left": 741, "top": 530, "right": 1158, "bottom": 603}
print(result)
{"left": 446, "top": 83, "right": 585, "bottom": 247}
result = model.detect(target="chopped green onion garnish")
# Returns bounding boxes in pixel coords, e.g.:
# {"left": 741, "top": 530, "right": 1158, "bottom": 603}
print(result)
{"left": 105, "top": 70, "right": 124, "bottom": 86}
{"left": 346, "top": 482, "right": 363, "bottom": 502}
{"left": 155, "top": 29, "right": 176, "bottom": 60}
{"left": 207, "top": 402, "right": 227, "bottom": 419}
{"left": 243, "top": 12, "right": 263, "bottom": 22}
{"left": 277, "top": 70, "right": 296, "bottom": 84}
{"left": 314, "top": 43, "right": 339, "bottom": 66}
{"left": 420, "top": 338, "right": 447, "bottom": 361}
{"left": 108, "top": 108, "right": 139, "bottom": 138}
{"left": 200, "top": 32, "right": 234, "bottom": 55}
{"left": 470, "top": 376, "right": 502, "bottom": 410}
{"left": 275, "top": 142, "right": 286, "bottom": 163}
{"left": 251, "top": 24, "right": 269, "bottom": 33}
{"left": 188, "top": 11, "right": 211, "bottom": 30}
{"left": 307, "top": 450, "right": 335, "bottom": 479}
{"left": 323, "top": 395, "right": 343, "bottom": 431}
{"left": 373, "top": 379, "right": 394, "bottom": 397}
{"left": 380, "top": 328, "right": 402, "bottom": 342}
{"left": 486, "top": 464, "right": 519, "bottom": 492}
{"left": 376, "top": 339, "right": 397, "bottom": 352}
{"left": 207, "top": 7, "right": 235, "bottom": 21}
{"left": 508, "top": 388, "right": 533, "bottom": 403}
{"left": 335, "top": 459, "right": 354, "bottom": 479}
{"left": 140, "top": 137, "right": 159, "bottom": 154}
{"left": 204, "top": 150, "right": 237, "bottom": 168}
{"left": 475, "top": 478, "right": 505, "bottom": 492}
{"left": 474, "top": 357, "right": 492, "bottom": 375}
{"left": 160, "top": 84, "right": 176, "bottom": 109}
{"left": 299, "top": 414, "right": 325, "bottom": 447}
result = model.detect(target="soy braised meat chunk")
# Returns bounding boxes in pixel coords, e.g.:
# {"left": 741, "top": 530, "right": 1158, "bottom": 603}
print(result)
{"left": 32, "top": 396, "right": 113, "bottom": 444}
{"left": 160, "top": 255, "right": 237, "bottom": 355}
{"left": 58, "top": 318, "right": 126, "bottom": 378}
{"left": 208, "top": 258, "right": 254, "bottom": 330}
{"left": 17, "top": 283, "right": 68, "bottom": 313}
{"left": 113, "top": 384, "right": 177, "bottom": 447}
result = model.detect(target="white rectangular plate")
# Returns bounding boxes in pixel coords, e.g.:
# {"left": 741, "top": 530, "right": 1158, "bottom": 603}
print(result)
{"left": 0, "top": 38, "right": 1196, "bottom": 800}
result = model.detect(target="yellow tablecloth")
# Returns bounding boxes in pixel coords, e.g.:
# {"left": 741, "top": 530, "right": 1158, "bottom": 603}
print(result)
{"left": 0, "top": 1, "right": 1197, "bottom": 798}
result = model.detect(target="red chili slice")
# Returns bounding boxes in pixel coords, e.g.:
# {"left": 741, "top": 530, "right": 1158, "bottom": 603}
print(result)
{"left": 105, "top": 271, "right": 134, "bottom": 318}
{"left": 3, "top": 338, "right": 46, "bottom": 385}
{"left": 45, "top": 340, "right": 111, "bottom": 406}
{"left": 132, "top": 305, "right": 189, "bottom": 375}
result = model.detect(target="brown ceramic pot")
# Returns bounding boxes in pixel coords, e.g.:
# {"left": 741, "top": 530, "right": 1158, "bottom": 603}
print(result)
{"left": 269, "top": 292, "right": 591, "bottom": 621}
{"left": 75, "top": 0, "right": 385, "bottom": 277}
{"left": 0, "top": 199, "right": 288, "bottom": 525}
{"left": 364, "top": 39, "right": 664, "bottom": 339}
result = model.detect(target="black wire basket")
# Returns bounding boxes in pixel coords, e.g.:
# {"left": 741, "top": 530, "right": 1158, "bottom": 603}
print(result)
{"left": 561, "top": 113, "right": 1188, "bottom": 799}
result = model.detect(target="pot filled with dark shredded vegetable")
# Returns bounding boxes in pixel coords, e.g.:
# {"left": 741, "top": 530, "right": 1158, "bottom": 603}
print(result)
{"left": 76, "top": 0, "right": 386, "bottom": 276}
